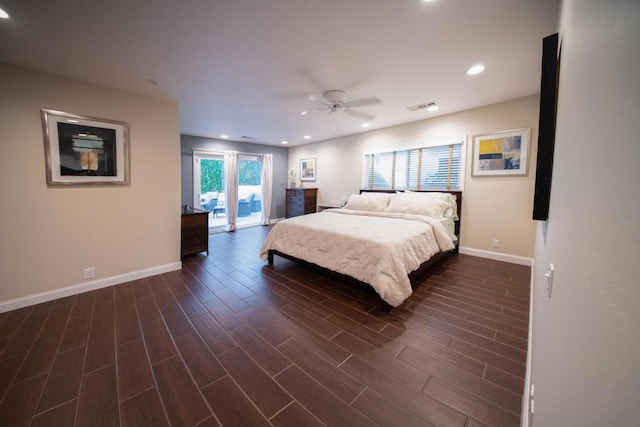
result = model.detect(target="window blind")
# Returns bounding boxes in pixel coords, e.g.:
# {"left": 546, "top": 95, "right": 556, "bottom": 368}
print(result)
{"left": 365, "top": 151, "right": 395, "bottom": 189}
{"left": 364, "top": 140, "right": 463, "bottom": 191}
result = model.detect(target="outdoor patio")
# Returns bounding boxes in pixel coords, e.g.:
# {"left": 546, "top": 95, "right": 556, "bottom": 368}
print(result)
{"left": 207, "top": 209, "right": 262, "bottom": 230}
{"left": 200, "top": 186, "right": 263, "bottom": 231}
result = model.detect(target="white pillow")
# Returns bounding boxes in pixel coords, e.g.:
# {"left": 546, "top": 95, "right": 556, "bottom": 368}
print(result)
{"left": 343, "top": 193, "right": 391, "bottom": 212}
{"left": 403, "top": 191, "right": 458, "bottom": 220}
{"left": 385, "top": 195, "right": 450, "bottom": 218}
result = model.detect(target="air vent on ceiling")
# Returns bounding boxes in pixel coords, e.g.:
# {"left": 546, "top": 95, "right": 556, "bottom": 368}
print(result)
{"left": 241, "top": 135, "right": 257, "bottom": 139}
{"left": 407, "top": 101, "right": 438, "bottom": 112}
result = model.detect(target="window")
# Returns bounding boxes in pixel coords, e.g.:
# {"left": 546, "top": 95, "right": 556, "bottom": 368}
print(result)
{"left": 363, "top": 137, "right": 464, "bottom": 191}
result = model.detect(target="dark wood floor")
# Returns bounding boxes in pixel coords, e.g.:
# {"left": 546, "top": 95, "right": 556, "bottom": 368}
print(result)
{"left": 0, "top": 225, "right": 530, "bottom": 426}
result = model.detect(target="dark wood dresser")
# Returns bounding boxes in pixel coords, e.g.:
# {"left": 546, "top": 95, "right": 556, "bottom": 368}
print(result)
{"left": 285, "top": 188, "right": 318, "bottom": 218}
{"left": 181, "top": 207, "right": 209, "bottom": 258}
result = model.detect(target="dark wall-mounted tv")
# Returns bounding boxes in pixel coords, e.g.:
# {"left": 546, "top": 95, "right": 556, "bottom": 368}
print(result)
{"left": 533, "top": 33, "right": 560, "bottom": 221}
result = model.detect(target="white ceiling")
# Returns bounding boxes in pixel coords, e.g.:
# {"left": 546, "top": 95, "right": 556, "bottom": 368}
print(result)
{"left": 0, "top": 0, "right": 558, "bottom": 146}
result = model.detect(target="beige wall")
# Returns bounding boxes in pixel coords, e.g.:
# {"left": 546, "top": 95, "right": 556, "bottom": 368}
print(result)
{"left": 528, "top": 1, "right": 640, "bottom": 425}
{"left": 0, "top": 64, "right": 182, "bottom": 306}
{"left": 289, "top": 95, "right": 540, "bottom": 259}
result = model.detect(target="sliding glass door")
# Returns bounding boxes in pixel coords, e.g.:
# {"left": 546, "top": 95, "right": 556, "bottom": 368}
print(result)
{"left": 193, "top": 152, "right": 226, "bottom": 230}
{"left": 237, "top": 154, "right": 262, "bottom": 228}
{"left": 193, "top": 152, "right": 263, "bottom": 231}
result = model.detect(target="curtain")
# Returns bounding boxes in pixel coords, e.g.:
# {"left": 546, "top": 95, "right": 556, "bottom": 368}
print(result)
{"left": 224, "top": 151, "right": 239, "bottom": 232}
{"left": 260, "top": 154, "right": 273, "bottom": 225}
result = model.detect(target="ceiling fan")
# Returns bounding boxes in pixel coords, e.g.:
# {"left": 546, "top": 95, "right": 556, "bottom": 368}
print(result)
{"left": 314, "top": 90, "right": 382, "bottom": 121}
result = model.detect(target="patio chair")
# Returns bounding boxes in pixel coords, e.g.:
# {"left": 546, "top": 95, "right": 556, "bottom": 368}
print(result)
{"left": 212, "top": 204, "right": 225, "bottom": 217}
{"left": 251, "top": 193, "right": 262, "bottom": 213}
{"left": 203, "top": 197, "right": 218, "bottom": 212}
{"left": 238, "top": 193, "right": 255, "bottom": 217}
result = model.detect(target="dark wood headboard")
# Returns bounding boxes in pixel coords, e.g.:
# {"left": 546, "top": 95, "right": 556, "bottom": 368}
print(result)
{"left": 359, "top": 189, "right": 462, "bottom": 243}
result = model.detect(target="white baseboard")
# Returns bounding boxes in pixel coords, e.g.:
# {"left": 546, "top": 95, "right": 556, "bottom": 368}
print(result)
{"left": 458, "top": 246, "right": 533, "bottom": 267}
{"left": 0, "top": 262, "right": 182, "bottom": 313}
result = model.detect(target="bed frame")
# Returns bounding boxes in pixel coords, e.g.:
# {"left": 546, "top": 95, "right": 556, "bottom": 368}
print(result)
{"left": 267, "top": 189, "right": 462, "bottom": 311}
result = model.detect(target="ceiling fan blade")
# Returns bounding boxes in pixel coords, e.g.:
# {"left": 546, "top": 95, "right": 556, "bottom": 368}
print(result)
{"left": 276, "top": 91, "right": 310, "bottom": 100}
{"left": 307, "top": 92, "right": 324, "bottom": 102}
{"left": 343, "top": 97, "right": 382, "bottom": 108}
{"left": 344, "top": 109, "right": 376, "bottom": 121}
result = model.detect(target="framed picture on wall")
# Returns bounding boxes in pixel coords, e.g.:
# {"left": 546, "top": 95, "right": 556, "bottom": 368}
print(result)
{"left": 300, "top": 157, "right": 316, "bottom": 181}
{"left": 41, "top": 109, "right": 130, "bottom": 186}
{"left": 472, "top": 128, "right": 531, "bottom": 176}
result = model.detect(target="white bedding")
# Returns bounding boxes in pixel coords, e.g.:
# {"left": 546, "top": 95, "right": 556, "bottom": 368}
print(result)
{"left": 441, "top": 217, "right": 457, "bottom": 243}
{"left": 260, "top": 209, "right": 455, "bottom": 307}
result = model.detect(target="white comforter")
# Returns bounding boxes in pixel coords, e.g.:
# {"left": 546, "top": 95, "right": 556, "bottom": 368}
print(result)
{"left": 260, "top": 209, "right": 455, "bottom": 307}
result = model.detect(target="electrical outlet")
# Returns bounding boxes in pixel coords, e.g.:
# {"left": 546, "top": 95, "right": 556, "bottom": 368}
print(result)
{"left": 492, "top": 239, "right": 500, "bottom": 248}
{"left": 83, "top": 267, "right": 96, "bottom": 280}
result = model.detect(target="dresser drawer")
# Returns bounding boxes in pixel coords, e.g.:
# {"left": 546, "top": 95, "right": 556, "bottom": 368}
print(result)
{"left": 285, "top": 188, "right": 317, "bottom": 218}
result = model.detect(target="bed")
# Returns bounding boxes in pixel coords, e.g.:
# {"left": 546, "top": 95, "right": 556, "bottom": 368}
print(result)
{"left": 261, "top": 190, "right": 462, "bottom": 310}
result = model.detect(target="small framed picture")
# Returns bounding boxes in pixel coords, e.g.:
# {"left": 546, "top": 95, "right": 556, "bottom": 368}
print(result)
{"left": 41, "top": 109, "right": 130, "bottom": 186}
{"left": 472, "top": 128, "right": 531, "bottom": 176}
{"left": 300, "top": 158, "right": 316, "bottom": 181}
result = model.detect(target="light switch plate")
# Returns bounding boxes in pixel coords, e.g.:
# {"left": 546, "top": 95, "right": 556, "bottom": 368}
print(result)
{"left": 544, "top": 263, "right": 555, "bottom": 298}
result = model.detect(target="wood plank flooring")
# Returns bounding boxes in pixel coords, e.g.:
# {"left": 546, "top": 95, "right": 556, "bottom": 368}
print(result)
{"left": 0, "top": 225, "right": 530, "bottom": 426}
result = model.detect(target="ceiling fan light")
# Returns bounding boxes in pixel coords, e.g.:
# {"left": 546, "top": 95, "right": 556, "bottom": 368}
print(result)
{"left": 323, "top": 90, "right": 347, "bottom": 105}
{"left": 467, "top": 64, "right": 485, "bottom": 75}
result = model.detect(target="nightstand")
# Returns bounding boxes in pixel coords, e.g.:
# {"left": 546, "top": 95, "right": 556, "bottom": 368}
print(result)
{"left": 181, "top": 207, "right": 209, "bottom": 258}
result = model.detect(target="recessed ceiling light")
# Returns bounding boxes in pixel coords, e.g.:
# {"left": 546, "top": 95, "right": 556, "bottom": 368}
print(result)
{"left": 0, "top": 8, "right": 9, "bottom": 19}
{"left": 467, "top": 64, "right": 485, "bottom": 75}
{"left": 300, "top": 111, "right": 308, "bottom": 116}
{"left": 303, "top": 135, "right": 311, "bottom": 139}
{"left": 361, "top": 123, "right": 370, "bottom": 128}
{"left": 220, "top": 134, "right": 228, "bottom": 139}
{"left": 281, "top": 140, "right": 288, "bottom": 144}
{"left": 426, "top": 103, "right": 439, "bottom": 112}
